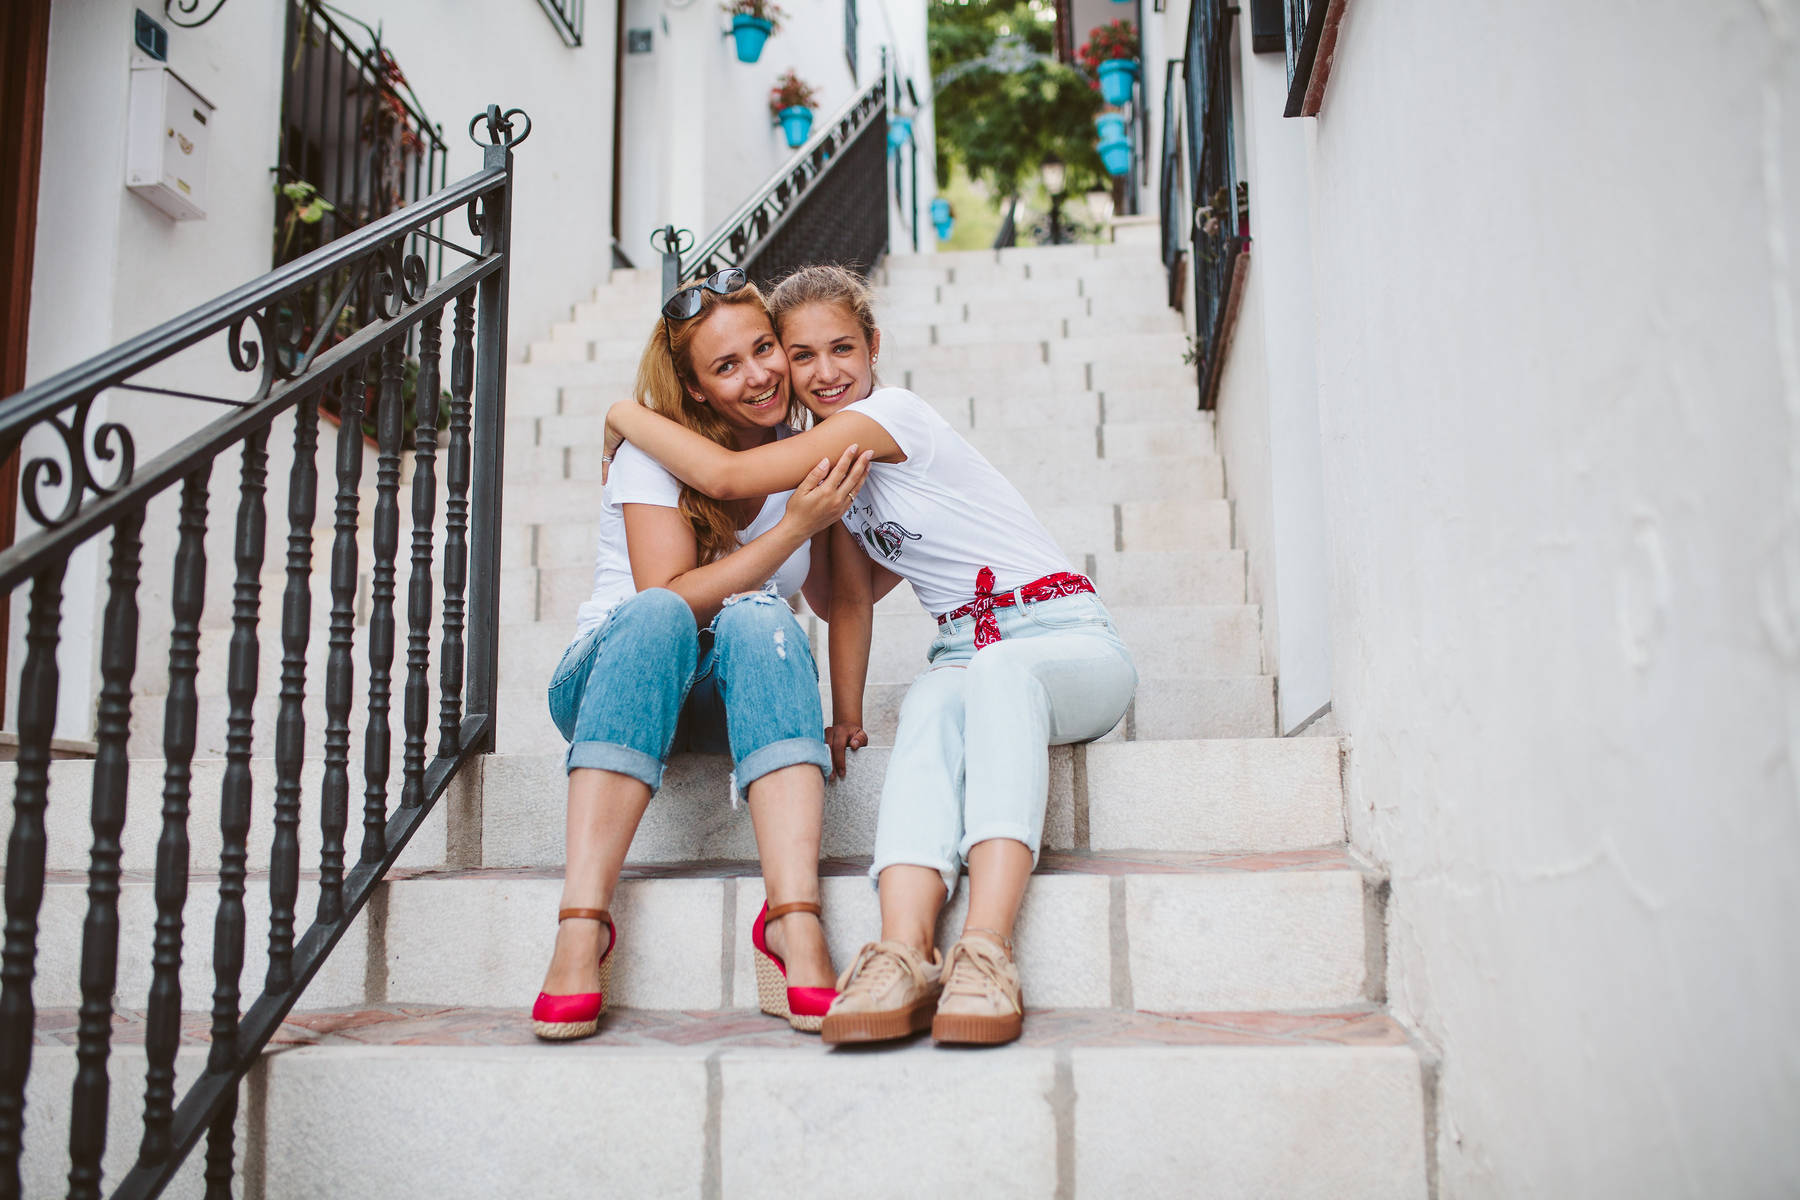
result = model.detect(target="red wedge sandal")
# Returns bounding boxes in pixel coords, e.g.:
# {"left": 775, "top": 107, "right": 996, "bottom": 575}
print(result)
{"left": 751, "top": 901, "right": 837, "bottom": 1033}
{"left": 531, "top": 908, "right": 616, "bottom": 1041}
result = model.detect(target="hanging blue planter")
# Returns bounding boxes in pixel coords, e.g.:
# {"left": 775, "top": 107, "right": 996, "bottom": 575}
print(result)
{"left": 1097, "top": 58, "right": 1138, "bottom": 105}
{"left": 779, "top": 105, "right": 814, "bottom": 148}
{"left": 1094, "top": 113, "right": 1127, "bottom": 143}
{"left": 730, "top": 15, "right": 773, "bottom": 63}
{"left": 1098, "top": 136, "right": 1132, "bottom": 177}
{"left": 930, "top": 197, "right": 953, "bottom": 240}
{"left": 887, "top": 115, "right": 913, "bottom": 150}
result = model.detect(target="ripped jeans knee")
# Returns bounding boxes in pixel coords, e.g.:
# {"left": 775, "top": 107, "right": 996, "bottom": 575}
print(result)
{"left": 677, "top": 592, "right": 831, "bottom": 795}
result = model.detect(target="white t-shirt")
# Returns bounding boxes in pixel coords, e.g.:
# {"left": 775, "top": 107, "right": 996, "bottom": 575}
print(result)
{"left": 838, "top": 387, "right": 1073, "bottom": 614}
{"left": 570, "top": 430, "right": 809, "bottom": 640}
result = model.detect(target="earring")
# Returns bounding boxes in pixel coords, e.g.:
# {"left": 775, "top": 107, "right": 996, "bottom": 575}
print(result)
{"left": 871, "top": 354, "right": 879, "bottom": 367}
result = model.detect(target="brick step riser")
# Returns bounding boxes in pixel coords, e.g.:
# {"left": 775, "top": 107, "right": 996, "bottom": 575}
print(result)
{"left": 29, "top": 861, "right": 1378, "bottom": 1014}
{"left": 21, "top": 1037, "right": 1430, "bottom": 1200}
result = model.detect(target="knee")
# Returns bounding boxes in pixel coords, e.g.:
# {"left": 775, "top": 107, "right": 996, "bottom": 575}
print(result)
{"left": 612, "top": 588, "right": 699, "bottom": 664}
{"left": 714, "top": 592, "right": 800, "bottom": 644}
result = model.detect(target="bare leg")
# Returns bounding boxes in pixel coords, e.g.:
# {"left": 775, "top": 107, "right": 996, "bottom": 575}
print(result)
{"left": 541, "top": 767, "right": 652, "bottom": 994}
{"left": 878, "top": 864, "right": 949, "bottom": 957}
{"left": 746, "top": 763, "right": 834, "bottom": 989}
{"left": 962, "top": 837, "right": 1033, "bottom": 949}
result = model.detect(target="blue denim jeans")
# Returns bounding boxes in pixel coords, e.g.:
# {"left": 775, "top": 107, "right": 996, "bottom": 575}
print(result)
{"left": 546, "top": 587, "right": 831, "bottom": 792}
{"left": 870, "top": 592, "right": 1138, "bottom": 894}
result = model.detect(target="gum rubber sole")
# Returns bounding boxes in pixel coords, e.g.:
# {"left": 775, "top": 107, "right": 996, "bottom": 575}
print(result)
{"left": 931, "top": 1010, "right": 1024, "bottom": 1046}
{"left": 820, "top": 993, "right": 940, "bottom": 1045}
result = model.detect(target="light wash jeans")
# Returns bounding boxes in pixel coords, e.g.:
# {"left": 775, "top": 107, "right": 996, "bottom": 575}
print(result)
{"left": 870, "top": 592, "right": 1138, "bottom": 893}
{"left": 546, "top": 587, "right": 831, "bottom": 791}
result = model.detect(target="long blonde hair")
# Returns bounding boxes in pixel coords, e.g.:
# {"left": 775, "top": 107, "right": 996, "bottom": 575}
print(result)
{"left": 631, "top": 280, "right": 802, "bottom": 564}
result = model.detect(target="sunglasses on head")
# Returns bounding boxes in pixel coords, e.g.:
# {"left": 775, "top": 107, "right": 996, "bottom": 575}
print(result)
{"left": 661, "top": 268, "right": 749, "bottom": 322}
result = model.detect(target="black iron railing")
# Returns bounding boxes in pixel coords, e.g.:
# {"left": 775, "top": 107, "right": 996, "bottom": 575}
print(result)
{"left": 655, "top": 76, "right": 889, "bottom": 293}
{"left": 535, "top": 0, "right": 585, "bottom": 47}
{"left": 1182, "top": 0, "right": 1247, "bottom": 408}
{"left": 0, "top": 104, "right": 527, "bottom": 1200}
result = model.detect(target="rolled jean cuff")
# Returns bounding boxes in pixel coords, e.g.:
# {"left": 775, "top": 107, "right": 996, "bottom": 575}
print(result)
{"left": 566, "top": 740, "right": 666, "bottom": 790}
{"left": 734, "top": 736, "right": 831, "bottom": 792}
{"left": 869, "top": 853, "right": 960, "bottom": 900}
{"left": 958, "top": 822, "right": 1041, "bottom": 866}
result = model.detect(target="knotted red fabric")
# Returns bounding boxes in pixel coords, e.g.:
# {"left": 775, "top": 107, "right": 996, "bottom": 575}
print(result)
{"left": 938, "top": 567, "right": 1098, "bottom": 649}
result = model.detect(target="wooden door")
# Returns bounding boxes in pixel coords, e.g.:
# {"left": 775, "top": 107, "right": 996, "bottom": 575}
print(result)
{"left": 0, "top": 0, "right": 53, "bottom": 725}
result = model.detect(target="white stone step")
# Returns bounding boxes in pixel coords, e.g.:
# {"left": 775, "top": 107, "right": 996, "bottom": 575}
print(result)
{"left": 22, "top": 1005, "right": 1428, "bottom": 1199}
{"left": 26, "top": 847, "right": 1375, "bottom": 1015}
{"left": 475, "top": 737, "right": 1343, "bottom": 868}
{"left": 822, "top": 670, "right": 1272, "bottom": 743}
{"left": 816, "top": 604, "right": 1260, "bottom": 682}
{"left": 378, "top": 850, "right": 1378, "bottom": 1012}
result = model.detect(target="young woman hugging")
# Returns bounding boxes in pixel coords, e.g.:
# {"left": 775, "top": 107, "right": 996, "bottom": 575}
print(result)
{"left": 533, "top": 268, "right": 871, "bottom": 1040}
{"left": 605, "top": 265, "right": 1138, "bottom": 1047}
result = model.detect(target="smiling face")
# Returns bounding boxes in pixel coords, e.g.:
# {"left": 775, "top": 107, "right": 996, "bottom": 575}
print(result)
{"left": 682, "top": 301, "right": 791, "bottom": 440}
{"left": 780, "top": 300, "right": 881, "bottom": 421}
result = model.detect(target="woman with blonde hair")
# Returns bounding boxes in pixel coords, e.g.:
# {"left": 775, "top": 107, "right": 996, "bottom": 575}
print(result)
{"left": 533, "top": 268, "right": 871, "bottom": 1039}
{"left": 605, "top": 264, "right": 1137, "bottom": 1047}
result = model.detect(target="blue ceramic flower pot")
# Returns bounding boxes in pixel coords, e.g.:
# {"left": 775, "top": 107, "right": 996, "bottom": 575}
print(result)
{"left": 731, "top": 15, "right": 773, "bottom": 63}
{"left": 779, "top": 105, "right": 814, "bottom": 148}
{"left": 1094, "top": 113, "right": 1127, "bottom": 143}
{"left": 1097, "top": 58, "right": 1138, "bottom": 105}
{"left": 1098, "top": 136, "right": 1132, "bottom": 177}
{"left": 930, "top": 197, "right": 953, "bottom": 240}
{"left": 887, "top": 115, "right": 913, "bottom": 150}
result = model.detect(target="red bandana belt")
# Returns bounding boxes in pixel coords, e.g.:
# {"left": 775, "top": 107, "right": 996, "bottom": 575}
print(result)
{"left": 937, "top": 567, "right": 1097, "bottom": 649}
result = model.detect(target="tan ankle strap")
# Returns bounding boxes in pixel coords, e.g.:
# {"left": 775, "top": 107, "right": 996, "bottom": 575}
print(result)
{"left": 764, "top": 901, "right": 821, "bottom": 922}
{"left": 559, "top": 907, "right": 612, "bottom": 926}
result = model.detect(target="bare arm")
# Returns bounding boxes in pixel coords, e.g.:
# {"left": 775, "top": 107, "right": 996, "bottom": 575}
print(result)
{"left": 825, "top": 521, "right": 875, "bottom": 779}
{"left": 625, "top": 447, "right": 870, "bottom": 626}
{"left": 607, "top": 399, "right": 904, "bottom": 500}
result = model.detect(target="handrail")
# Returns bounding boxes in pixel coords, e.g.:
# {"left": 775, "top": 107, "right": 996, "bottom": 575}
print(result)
{"left": 0, "top": 104, "right": 528, "bottom": 1200}
{"left": 666, "top": 75, "right": 890, "bottom": 290}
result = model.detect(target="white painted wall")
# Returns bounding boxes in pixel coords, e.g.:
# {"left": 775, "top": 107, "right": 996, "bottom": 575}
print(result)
{"left": 1218, "top": 15, "right": 1331, "bottom": 732}
{"left": 1298, "top": 0, "right": 1800, "bottom": 1192}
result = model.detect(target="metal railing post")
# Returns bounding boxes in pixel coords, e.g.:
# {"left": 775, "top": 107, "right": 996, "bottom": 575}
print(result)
{"left": 466, "top": 108, "right": 523, "bottom": 751}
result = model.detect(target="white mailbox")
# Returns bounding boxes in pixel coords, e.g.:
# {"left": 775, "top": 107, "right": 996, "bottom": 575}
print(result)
{"left": 126, "top": 57, "right": 214, "bottom": 220}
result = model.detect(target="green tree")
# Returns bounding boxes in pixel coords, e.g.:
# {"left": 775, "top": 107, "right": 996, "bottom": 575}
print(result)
{"left": 928, "top": 0, "right": 1105, "bottom": 199}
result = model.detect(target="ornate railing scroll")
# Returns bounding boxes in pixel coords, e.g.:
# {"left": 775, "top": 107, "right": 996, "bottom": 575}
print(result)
{"left": 1183, "top": 0, "right": 1248, "bottom": 410}
{"left": 0, "top": 103, "right": 527, "bottom": 1200}
{"left": 661, "top": 76, "right": 889, "bottom": 293}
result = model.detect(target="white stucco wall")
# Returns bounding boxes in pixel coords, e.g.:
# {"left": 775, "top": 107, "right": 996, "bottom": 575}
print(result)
{"left": 1303, "top": 0, "right": 1800, "bottom": 1192}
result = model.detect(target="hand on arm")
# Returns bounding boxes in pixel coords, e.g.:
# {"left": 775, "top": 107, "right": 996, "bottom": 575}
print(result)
{"left": 606, "top": 399, "right": 902, "bottom": 500}
{"left": 825, "top": 521, "right": 875, "bottom": 780}
{"left": 625, "top": 446, "right": 870, "bottom": 625}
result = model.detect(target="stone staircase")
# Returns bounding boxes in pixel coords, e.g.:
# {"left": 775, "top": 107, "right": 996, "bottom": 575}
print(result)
{"left": 14, "top": 243, "right": 1429, "bottom": 1197}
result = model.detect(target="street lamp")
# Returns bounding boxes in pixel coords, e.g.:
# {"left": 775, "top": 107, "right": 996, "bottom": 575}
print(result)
{"left": 1040, "top": 154, "right": 1067, "bottom": 245}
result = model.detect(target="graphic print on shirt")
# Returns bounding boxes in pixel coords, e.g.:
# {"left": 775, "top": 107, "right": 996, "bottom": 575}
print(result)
{"left": 842, "top": 497, "right": 922, "bottom": 563}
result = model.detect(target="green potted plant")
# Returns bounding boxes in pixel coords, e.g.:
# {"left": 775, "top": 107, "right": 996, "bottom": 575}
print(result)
{"left": 724, "top": 0, "right": 784, "bottom": 63}
{"left": 769, "top": 69, "right": 819, "bottom": 147}
{"left": 1079, "top": 20, "right": 1140, "bottom": 105}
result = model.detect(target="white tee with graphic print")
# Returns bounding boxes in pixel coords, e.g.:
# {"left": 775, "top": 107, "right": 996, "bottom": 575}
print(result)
{"left": 838, "top": 387, "right": 1073, "bottom": 614}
